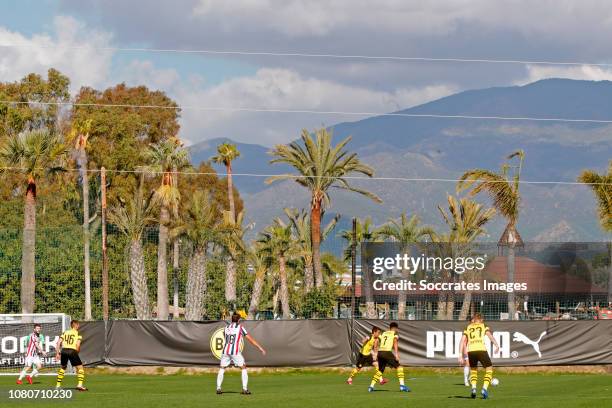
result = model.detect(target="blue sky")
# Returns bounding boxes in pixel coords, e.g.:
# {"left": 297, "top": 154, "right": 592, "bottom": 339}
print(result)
{"left": 3, "top": 1, "right": 612, "bottom": 145}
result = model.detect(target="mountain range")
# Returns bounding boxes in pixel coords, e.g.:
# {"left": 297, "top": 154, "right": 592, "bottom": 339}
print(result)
{"left": 189, "top": 79, "right": 611, "bottom": 243}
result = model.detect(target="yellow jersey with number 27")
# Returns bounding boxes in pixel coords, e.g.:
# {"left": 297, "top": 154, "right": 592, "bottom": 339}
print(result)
{"left": 463, "top": 322, "right": 490, "bottom": 352}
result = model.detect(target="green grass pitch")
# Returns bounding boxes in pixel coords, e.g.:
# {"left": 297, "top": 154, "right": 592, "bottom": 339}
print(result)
{"left": 1, "top": 369, "right": 610, "bottom": 407}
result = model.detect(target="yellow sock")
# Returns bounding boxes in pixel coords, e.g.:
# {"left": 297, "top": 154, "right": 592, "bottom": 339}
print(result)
{"left": 349, "top": 368, "right": 359, "bottom": 379}
{"left": 470, "top": 368, "right": 478, "bottom": 388}
{"left": 77, "top": 369, "right": 85, "bottom": 387}
{"left": 397, "top": 366, "right": 405, "bottom": 386}
{"left": 56, "top": 368, "right": 65, "bottom": 387}
{"left": 483, "top": 367, "right": 492, "bottom": 390}
{"left": 370, "top": 369, "right": 382, "bottom": 387}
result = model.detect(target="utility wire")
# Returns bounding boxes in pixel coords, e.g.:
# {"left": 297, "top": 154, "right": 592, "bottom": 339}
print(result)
{"left": 0, "top": 167, "right": 608, "bottom": 186}
{"left": 4, "top": 100, "right": 612, "bottom": 124}
{"left": 1, "top": 43, "right": 612, "bottom": 68}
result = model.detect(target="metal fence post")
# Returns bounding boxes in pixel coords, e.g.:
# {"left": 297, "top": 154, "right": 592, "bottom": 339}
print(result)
{"left": 350, "top": 218, "right": 357, "bottom": 363}
{"left": 101, "top": 167, "right": 109, "bottom": 321}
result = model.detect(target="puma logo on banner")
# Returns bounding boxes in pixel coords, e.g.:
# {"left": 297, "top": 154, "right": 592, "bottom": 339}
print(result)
{"left": 512, "top": 331, "right": 547, "bottom": 358}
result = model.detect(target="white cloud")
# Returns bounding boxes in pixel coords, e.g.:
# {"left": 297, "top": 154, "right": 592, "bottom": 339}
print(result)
{"left": 170, "top": 68, "right": 455, "bottom": 145}
{"left": 192, "top": 0, "right": 475, "bottom": 37}
{"left": 0, "top": 16, "right": 114, "bottom": 90}
{"left": 1, "top": 12, "right": 463, "bottom": 147}
{"left": 192, "top": 0, "right": 612, "bottom": 42}
{"left": 120, "top": 60, "right": 181, "bottom": 90}
{"left": 521, "top": 64, "right": 612, "bottom": 84}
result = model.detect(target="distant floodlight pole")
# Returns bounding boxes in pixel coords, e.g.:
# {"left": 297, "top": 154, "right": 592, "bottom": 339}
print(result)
{"left": 101, "top": 167, "right": 109, "bottom": 321}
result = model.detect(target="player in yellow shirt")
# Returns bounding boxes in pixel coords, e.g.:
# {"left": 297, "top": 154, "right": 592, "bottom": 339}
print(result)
{"left": 346, "top": 326, "right": 387, "bottom": 385}
{"left": 458, "top": 313, "right": 500, "bottom": 400}
{"left": 368, "top": 322, "right": 409, "bottom": 393}
{"left": 55, "top": 320, "right": 87, "bottom": 391}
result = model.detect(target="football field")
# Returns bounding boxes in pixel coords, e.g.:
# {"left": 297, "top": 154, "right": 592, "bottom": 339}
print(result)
{"left": 1, "top": 369, "right": 610, "bottom": 408}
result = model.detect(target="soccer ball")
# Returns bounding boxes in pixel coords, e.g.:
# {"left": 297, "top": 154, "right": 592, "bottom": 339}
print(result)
{"left": 491, "top": 378, "right": 499, "bottom": 386}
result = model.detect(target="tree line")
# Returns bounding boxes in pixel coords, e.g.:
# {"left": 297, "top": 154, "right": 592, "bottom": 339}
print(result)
{"left": 0, "top": 69, "right": 609, "bottom": 320}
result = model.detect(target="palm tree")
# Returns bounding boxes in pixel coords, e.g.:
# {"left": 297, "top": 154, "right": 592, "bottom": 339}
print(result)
{"left": 70, "top": 119, "right": 94, "bottom": 320}
{"left": 376, "top": 213, "right": 433, "bottom": 319}
{"left": 340, "top": 217, "right": 379, "bottom": 318}
{"left": 145, "top": 138, "right": 190, "bottom": 320}
{"left": 173, "top": 191, "right": 219, "bottom": 320}
{"left": 457, "top": 150, "right": 524, "bottom": 320}
{"left": 109, "top": 177, "right": 157, "bottom": 320}
{"left": 219, "top": 210, "right": 247, "bottom": 309}
{"left": 268, "top": 128, "right": 381, "bottom": 288}
{"left": 436, "top": 195, "right": 496, "bottom": 320}
{"left": 247, "top": 245, "right": 268, "bottom": 319}
{"left": 284, "top": 208, "right": 339, "bottom": 291}
{"left": 578, "top": 162, "right": 612, "bottom": 302}
{"left": 211, "top": 143, "right": 240, "bottom": 222}
{"left": 258, "top": 219, "right": 297, "bottom": 319}
{"left": 0, "top": 129, "right": 67, "bottom": 315}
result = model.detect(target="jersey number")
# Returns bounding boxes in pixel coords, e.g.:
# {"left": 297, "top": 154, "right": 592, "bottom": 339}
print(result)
{"left": 65, "top": 335, "right": 75, "bottom": 345}
{"left": 226, "top": 334, "right": 236, "bottom": 345}
{"left": 468, "top": 327, "right": 482, "bottom": 339}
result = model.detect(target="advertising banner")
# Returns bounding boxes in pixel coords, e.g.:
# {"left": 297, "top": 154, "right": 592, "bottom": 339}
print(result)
{"left": 353, "top": 320, "right": 612, "bottom": 366}
{"left": 71, "top": 319, "right": 612, "bottom": 367}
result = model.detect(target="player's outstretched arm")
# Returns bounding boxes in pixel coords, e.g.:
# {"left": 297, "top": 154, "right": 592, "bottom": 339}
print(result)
{"left": 486, "top": 331, "right": 500, "bottom": 354}
{"left": 458, "top": 335, "right": 467, "bottom": 365}
{"left": 245, "top": 334, "right": 266, "bottom": 355}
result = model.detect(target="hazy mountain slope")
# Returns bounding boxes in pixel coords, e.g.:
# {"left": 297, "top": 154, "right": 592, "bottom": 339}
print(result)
{"left": 189, "top": 79, "right": 612, "bottom": 241}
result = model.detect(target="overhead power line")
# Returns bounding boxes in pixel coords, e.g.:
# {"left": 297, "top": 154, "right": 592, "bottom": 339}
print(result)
{"left": 0, "top": 167, "right": 608, "bottom": 186}
{"left": 1, "top": 43, "right": 612, "bottom": 68}
{"left": 4, "top": 100, "right": 612, "bottom": 124}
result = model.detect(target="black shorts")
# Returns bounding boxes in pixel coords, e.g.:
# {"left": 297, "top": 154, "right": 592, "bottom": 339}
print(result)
{"left": 377, "top": 351, "right": 400, "bottom": 372}
{"left": 60, "top": 349, "right": 82, "bottom": 367}
{"left": 468, "top": 350, "right": 492, "bottom": 368}
{"left": 356, "top": 353, "right": 374, "bottom": 368}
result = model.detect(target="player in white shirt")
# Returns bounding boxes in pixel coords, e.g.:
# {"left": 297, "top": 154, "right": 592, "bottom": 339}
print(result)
{"left": 17, "top": 324, "right": 47, "bottom": 385}
{"left": 216, "top": 312, "right": 266, "bottom": 395}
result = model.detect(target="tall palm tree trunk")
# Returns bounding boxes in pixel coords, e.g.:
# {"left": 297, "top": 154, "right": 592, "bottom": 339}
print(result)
{"left": 129, "top": 239, "right": 150, "bottom": 320}
{"left": 362, "top": 259, "right": 377, "bottom": 318}
{"left": 172, "top": 239, "right": 180, "bottom": 319}
{"left": 459, "top": 291, "right": 473, "bottom": 321}
{"left": 279, "top": 255, "right": 291, "bottom": 319}
{"left": 397, "top": 268, "right": 408, "bottom": 319}
{"left": 78, "top": 149, "right": 92, "bottom": 320}
{"left": 311, "top": 199, "right": 323, "bottom": 288}
{"left": 507, "top": 245, "right": 516, "bottom": 320}
{"left": 272, "top": 286, "right": 280, "bottom": 317}
{"left": 225, "top": 257, "right": 237, "bottom": 308}
{"left": 304, "top": 264, "right": 314, "bottom": 291}
{"left": 185, "top": 246, "right": 207, "bottom": 320}
{"left": 397, "top": 291, "right": 407, "bottom": 319}
{"left": 248, "top": 270, "right": 265, "bottom": 319}
{"left": 21, "top": 180, "right": 37, "bottom": 315}
{"left": 157, "top": 205, "right": 170, "bottom": 320}
{"left": 437, "top": 292, "right": 448, "bottom": 320}
{"left": 446, "top": 290, "right": 456, "bottom": 320}
{"left": 226, "top": 162, "right": 235, "bottom": 222}
{"left": 608, "top": 242, "right": 612, "bottom": 304}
